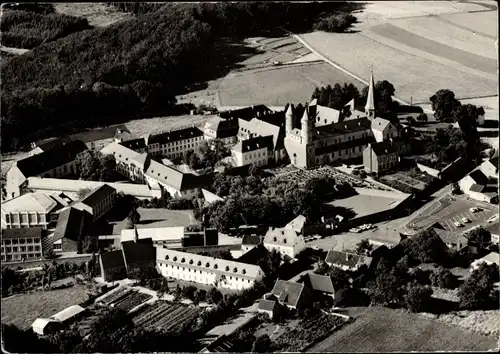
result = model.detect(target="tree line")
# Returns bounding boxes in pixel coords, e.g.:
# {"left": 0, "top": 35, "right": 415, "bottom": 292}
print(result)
{"left": 1, "top": 9, "right": 91, "bottom": 49}
{"left": 1, "top": 2, "right": 360, "bottom": 152}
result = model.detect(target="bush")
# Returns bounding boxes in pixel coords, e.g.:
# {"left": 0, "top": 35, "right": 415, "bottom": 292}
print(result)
{"left": 359, "top": 170, "right": 367, "bottom": 179}
{"left": 351, "top": 169, "right": 360, "bottom": 176}
{"left": 313, "top": 13, "right": 357, "bottom": 33}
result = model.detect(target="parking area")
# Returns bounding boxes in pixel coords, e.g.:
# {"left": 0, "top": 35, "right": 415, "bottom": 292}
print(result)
{"left": 408, "top": 195, "right": 499, "bottom": 232}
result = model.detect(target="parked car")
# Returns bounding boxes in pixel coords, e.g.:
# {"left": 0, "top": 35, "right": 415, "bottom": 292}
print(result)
{"left": 487, "top": 214, "right": 498, "bottom": 223}
{"left": 462, "top": 217, "right": 471, "bottom": 223}
{"left": 469, "top": 207, "right": 479, "bottom": 213}
{"left": 454, "top": 221, "right": 463, "bottom": 227}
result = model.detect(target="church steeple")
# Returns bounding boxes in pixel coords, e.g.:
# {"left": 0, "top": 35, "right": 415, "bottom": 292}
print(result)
{"left": 301, "top": 107, "right": 312, "bottom": 145}
{"left": 365, "top": 71, "right": 376, "bottom": 119}
{"left": 285, "top": 103, "right": 294, "bottom": 134}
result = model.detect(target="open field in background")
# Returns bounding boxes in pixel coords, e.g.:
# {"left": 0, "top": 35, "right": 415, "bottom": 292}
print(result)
{"left": 217, "top": 62, "right": 364, "bottom": 106}
{"left": 53, "top": 2, "right": 132, "bottom": 27}
{"left": 421, "top": 96, "right": 499, "bottom": 120}
{"left": 439, "top": 9, "right": 498, "bottom": 38}
{"left": 299, "top": 31, "right": 497, "bottom": 104}
{"left": 124, "top": 114, "right": 215, "bottom": 137}
{"left": 1, "top": 286, "right": 90, "bottom": 330}
{"left": 309, "top": 306, "right": 498, "bottom": 352}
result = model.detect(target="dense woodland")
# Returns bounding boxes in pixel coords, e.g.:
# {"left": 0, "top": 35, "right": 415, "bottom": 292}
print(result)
{"left": 1, "top": 2, "right": 360, "bottom": 152}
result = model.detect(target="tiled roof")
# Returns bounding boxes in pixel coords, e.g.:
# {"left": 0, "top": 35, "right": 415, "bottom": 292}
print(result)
{"left": 271, "top": 280, "right": 304, "bottom": 308}
{"left": 429, "top": 227, "right": 467, "bottom": 246}
{"left": 16, "top": 140, "right": 87, "bottom": 177}
{"left": 264, "top": 228, "right": 301, "bottom": 246}
{"left": 314, "top": 117, "right": 371, "bottom": 139}
{"left": 145, "top": 160, "right": 205, "bottom": 191}
{"left": 204, "top": 117, "right": 239, "bottom": 139}
{"left": 306, "top": 273, "right": 335, "bottom": 294}
{"left": 236, "top": 244, "right": 272, "bottom": 275}
{"left": 50, "top": 305, "right": 85, "bottom": 323}
{"left": 147, "top": 126, "right": 203, "bottom": 145}
{"left": 468, "top": 170, "right": 488, "bottom": 185}
{"left": 100, "top": 142, "right": 144, "bottom": 167}
{"left": 78, "top": 184, "right": 116, "bottom": 208}
{"left": 52, "top": 207, "right": 88, "bottom": 242}
{"left": 258, "top": 299, "right": 277, "bottom": 312}
{"left": 100, "top": 250, "right": 126, "bottom": 270}
{"left": 122, "top": 240, "right": 156, "bottom": 268}
{"left": 478, "top": 251, "right": 499, "bottom": 265}
{"left": 315, "top": 136, "right": 375, "bottom": 156}
{"left": 219, "top": 105, "right": 273, "bottom": 121}
{"left": 157, "top": 247, "right": 263, "bottom": 279}
{"left": 484, "top": 222, "right": 499, "bottom": 235}
{"left": 1, "top": 192, "right": 57, "bottom": 213}
{"left": 371, "top": 118, "right": 392, "bottom": 132}
{"left": 120, "top": 138, "right": 146, "bottom": 151}
{"left": 242, "top": 234, "right": 261, "bottom": 246}
{"left": 121, "top": 226, "right": 185, "bottom": 243}
{"left": 244, "top": 118, "right": 283, "bottom": 150}
{"left": 368, "top": 140, "right": 398, "bottom": 156}
{"left": 314, "top": 105, "right": 341, "bottom": 126}
{"left": 1, "top": 227, "right": 43, "bottom": 240}
{"left": 68, "top": 124, "right": 130, "bottom": 144}
{"left": 35, "top": 137, "right": 71, "bottom": 152}
{"left": 285, "top": 215, "right": 307, "bottom": 233}
{"left": 325, "top": 250, "right": 372, "bottom": 268}
{"left": 232, "top": 135, "right": 274, "bottom": 154}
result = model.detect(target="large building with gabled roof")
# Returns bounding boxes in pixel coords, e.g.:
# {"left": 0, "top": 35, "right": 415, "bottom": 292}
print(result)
{"left": 144, "top": 126, "right": 204, "bottom": 159}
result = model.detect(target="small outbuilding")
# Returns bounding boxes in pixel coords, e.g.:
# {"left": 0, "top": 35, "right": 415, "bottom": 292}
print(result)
{"left": 32, "top": 318, "right": 62, "bottom": 335}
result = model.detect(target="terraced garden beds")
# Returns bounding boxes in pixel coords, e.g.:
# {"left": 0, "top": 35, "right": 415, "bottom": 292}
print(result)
{"left": 111, "top": 291, "right": 152, "bottom": 312}
{"left": 132, "top": 300, "right": 201, "bottom": 334}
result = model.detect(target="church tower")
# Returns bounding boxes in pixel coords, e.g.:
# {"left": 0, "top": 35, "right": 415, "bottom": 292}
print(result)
{"left": 365, "top": 72, "right": 376, "bottom": 119}
{"left": 285, "top": 103, "right": 294, "bottom": 135}
{"left": 301, "top": 107, "right": 313, "bottom": 145}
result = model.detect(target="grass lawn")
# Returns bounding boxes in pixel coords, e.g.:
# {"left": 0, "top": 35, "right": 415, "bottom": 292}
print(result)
{"left": 217, "top": 61, "right": 364, "bottom": 107}
{"left": 111, "top": 208, "right": 196, "bottom": 235}
{"left": 124, "top": 114, "right": 213, "bottom": 137}
{"left": 327, "top": 194, "right": 401, "bottom": 218}
{"left": 309, "top": 306, "right": 498, "bottom": 352}
{"left": 1, "top": 285, "right": 90, "bottom": 330}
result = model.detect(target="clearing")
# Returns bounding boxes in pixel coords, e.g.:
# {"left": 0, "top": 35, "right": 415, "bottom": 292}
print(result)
{"left": 309, "top": 306, "right": 498, "bottom": 352}
{"left": 53, "top": 3, "right": 132, "bottom": 27}
{"left": 1, "top": 285, "right": 90, "bottom": 330}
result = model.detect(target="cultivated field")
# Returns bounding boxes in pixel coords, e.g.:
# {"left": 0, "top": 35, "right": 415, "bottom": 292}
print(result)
{"left": 1, "top": 285, "right": 90, "bottom": 330}
{"left": 299, "top": 31, "right": 497, "bottom": 104}
{"left": 132, "top": 301, "right": 200, "bottom": 333}
{"left": 309, "top": 306, "right": 498, "bottom": 352}
{"left": 125, "top": 114, "right": 214, "bottom": 137}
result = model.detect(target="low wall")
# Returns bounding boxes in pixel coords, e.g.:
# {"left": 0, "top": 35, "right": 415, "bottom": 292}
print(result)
{"left": 354, "top": 187, "right": 409, "bottom": 200}
{"left": 2, "top": 254, "right": 92, "bottom": 270}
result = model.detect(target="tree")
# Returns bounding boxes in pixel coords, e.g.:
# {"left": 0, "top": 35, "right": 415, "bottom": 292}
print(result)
{"left": 327, "top": 266, "right": 351, "bottom": 289}
{"left": 400, "top": 228, "right": 448, "bottom": 264}
{"left": 430, "top": 267, "right": 458, "bottom": 289}
{"left": 405, "top": 282, "right": 433, "bottom": 312}
{"left": 406, "top": 116, "right": 415, "bottom": 126}
{"left": 128, "top": 206, "right": 140, "bottom": 225}
{"left": 464, "top": 227, "right": 491, "bottom": 248}
{"left": 369, "top": 267, "right": 406, "bottom": 305}
{"left": 193, "top": 289, "right": 206, "bottom": 305}
{"left": 356, "top": 239, "right": 373, "bottom": 255}
{"left": 416, "top": 112, "right": 428, "bottom": 124}
{"left": 252, "top": 334, "right": 272, "bottom": 353}
{"left": 430, "top": 89, "right": 461, "bottom": 121}
{"left": 458, "top": 263, "right": 498, "bottom": 310}
{"left": 206, "top": 287, "right": 223, "bottom": 304}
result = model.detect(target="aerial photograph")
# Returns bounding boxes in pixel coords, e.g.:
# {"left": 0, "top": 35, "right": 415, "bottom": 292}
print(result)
{"left": 1, "top": 1, "right": 499, "bottom": 352}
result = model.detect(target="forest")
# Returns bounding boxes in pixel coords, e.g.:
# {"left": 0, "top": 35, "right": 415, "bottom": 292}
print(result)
{"left": 1, "top": 2, "right": 361, "bottom": 152}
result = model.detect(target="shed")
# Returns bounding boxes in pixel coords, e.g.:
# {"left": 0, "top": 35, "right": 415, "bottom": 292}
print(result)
{"left": 32, "top": 318, "right": 61, "bottom": 335}
{"left": 49, "top": 305, "right": 86, "bottom": 324}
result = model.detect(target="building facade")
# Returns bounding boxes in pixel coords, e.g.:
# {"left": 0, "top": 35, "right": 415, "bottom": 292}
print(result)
{"left": 145, "top": 126, "right": 204, "bottom": 159}
{"left": 363, "top": 140, "right": 399, "bottom": 174}
{"left": 156, "top": 247, "right": 264, "bottom": 290}
{"left": 263, "top": 227, "right": 306, "bottom": 258}
{"left": 231, "top": 135, "right": 274, "bottom": 167}
{"left": 1, "top": 228, "right": 44, "bottom": 262}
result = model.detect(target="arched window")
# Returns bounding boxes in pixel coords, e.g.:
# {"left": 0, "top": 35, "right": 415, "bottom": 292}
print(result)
{"left": 225, "top": 266, "right": 230, "bottom": 271}
{"left": 198, "top": 261, "right": 202, "bottom": 266}
{"left": 283, "top": 239, "right": 287, "bottom": 244}
{"left": 242, "top": 269, "right": 246, "bottom": 274}
{"left": 273, "top": 237, "right": 277, "bottom": 242}
{"left": 173, "top": 256, "right": 177, "bottom": 261}
{"left": 214, "top": 264, "right": 218, "bottom": 269}
{"left": 206, "top": 262, "right": 210, "bottom": 267}
{"left": 233, "top": 267, "right": 238, "bottom": 273}
{"left": 181, "top": 258, "right": 185, "bottom": 263}
{"left": 189, "top": 259, "right": 194, "bottom": 265}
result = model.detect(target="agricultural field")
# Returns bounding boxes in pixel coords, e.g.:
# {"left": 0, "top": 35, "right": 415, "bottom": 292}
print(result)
{"left": 217, "top": 61, "right": 364, "bottom": 109}
{"left": 299, "top": 1, "right": 497, "bottom": 105}
{"left": 299, "top": 31, "right": 497, "bottom": 105}
{"left": 308, "top": 306, "right": 498, "bottom": 352}
{"left": 132, "top": 300, "right": 200, "bottom": 333}
{"left": 1, "top": 285, "right": 90, "bottom": 330}
{"left": 53, "top": 2, "right": 132, "bottom": 27}
{"left": 109, "top": 291, "right": 152, "bottom": 312}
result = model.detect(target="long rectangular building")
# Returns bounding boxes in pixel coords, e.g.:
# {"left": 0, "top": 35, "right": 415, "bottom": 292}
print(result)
{"left": 156, "top": 247, "right": 264, "bottom": 290}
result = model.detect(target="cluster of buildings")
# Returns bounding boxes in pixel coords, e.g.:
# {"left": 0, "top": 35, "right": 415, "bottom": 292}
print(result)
{"left": 458, "top": 156, "right": 499, "bottom": 203}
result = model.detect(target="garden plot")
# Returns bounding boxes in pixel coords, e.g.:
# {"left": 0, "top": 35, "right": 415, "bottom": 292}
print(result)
{"left": 299, "top": 31, "right": 497, "bottom": 103}
{"left": 265, "top": 38, "right": 297, "bottom": 50}
{"left": 217, "top": 62, "right": 364, "bottom": 107}
{"left": 132, "top": 301, "right": 200, "bottom": 333}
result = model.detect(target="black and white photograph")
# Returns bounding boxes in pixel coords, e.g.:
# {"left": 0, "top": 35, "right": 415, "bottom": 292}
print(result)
{"left": 0, "top": 1, "right": 499, "bottom": 353}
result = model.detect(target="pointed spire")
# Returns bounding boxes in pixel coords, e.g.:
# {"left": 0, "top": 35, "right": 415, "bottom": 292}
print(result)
{"left": 365, "top": 71, "right": 376, "bottom": 115}
{"left": 285, "top": 103, "right": 293, "bottom": 117}
{"left": 301, "top": 107, "right": 309, "bottom": 122}
{"left": 309, "top": 98, "right": 318, "bottom": 107}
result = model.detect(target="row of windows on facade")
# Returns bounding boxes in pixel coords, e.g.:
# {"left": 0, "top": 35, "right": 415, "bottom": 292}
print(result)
{"left": 2, "top": 252, "right": 42, "bottom": 261}
{"left": 149, "top": 136, "right": 203, "bottom": 149}
{"left": 1, "top": 238, "right": 41, "bottom": 245}
{"left": 243, "top": 150, "right": 268, "bottom": 161}
{"left": 43, "top": 162, "right": 75, "bottom": 177}
{"left": 163, "top": 255, "right": 249, "bottom": 275}
{"left": 315, "top": 145, "right": 366, "bottom": 163}
{"left": 4, "top": 212, "right": 55, "bottom": 224}
{"left": 2, "top": 245, "right": 41, "bottom": 253}
{"left": 161, "top": 263, "right": 252, "bottom": 283}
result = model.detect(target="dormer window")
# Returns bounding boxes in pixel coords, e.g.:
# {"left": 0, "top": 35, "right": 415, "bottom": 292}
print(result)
{"left": 165, "top": 255, "right": 169, "bottom": 260}
{"left": 189, "top": 259, "right": 194, "bottom": 265}
{"left": 242, "top": 269, "right": 246, "bottom": 274}
{"left": 173, "top": 256, "right": 177, "bottom": 261}
{"left": 225, "top": 266, "right": 230, "bottom": 271}
{"left": 283, "top": 239, "right": 287, "bottom": 244}
{"left": 181, "top": 258, "right": 185, "bottom": 263}
{"left": 198, "top": 261, "right": 202, "bottom": 266}
{"left": 233, "top": 267, "right": 238, "bottom": 273}
{"left": 214, "top": 264, "right": 218, "bottom": 269}
{"left": 206, "top": 262, "right": 210, "bottom": 267}
{"left": 273, "top": 237, "right": 277, "bottom": 242}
